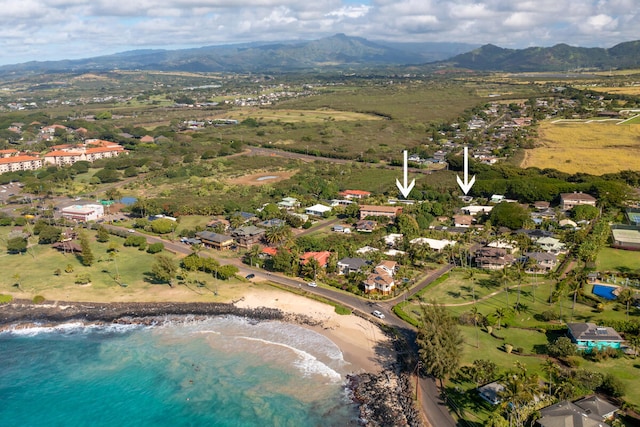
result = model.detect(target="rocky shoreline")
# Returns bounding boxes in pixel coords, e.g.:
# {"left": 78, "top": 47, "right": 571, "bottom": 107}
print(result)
{"left": 0, "top": 300, "right": 424, "bottom": 427}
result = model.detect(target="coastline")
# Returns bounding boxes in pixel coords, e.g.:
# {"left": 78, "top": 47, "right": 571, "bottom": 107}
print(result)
{"left": 0, "top": 290, "right": 423, "bottom": 426}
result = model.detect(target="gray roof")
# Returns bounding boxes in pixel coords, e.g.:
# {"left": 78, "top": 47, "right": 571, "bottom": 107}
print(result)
{"left": 337, "top": 257, "right": 369, "bottom": 269}
{"left": 574, "top": 395, "right": 619, "bottom": 420}
{"left": 567, "top": 323, "right": 624, "bottom": 342}
{"left": 232, "top": 225, "right": 265, "bottom": 237}
{"left": 538, "top": 401, "right": 609, "bottom": 427}
{"left": 195, "top": 231, "right": 233, "bottom": 243}
{"left": 477, "top": 381, "right": 504, "bottom": 405}
{"left": 525, "top": 252, "right": 558, "bottom": 262}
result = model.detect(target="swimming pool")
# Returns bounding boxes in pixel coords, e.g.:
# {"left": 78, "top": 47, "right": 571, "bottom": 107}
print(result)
{"left": 592, "top": 284, "right": 619, "bottom": 300}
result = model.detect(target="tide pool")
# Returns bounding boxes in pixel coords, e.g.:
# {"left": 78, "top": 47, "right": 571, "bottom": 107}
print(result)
{"left": 0, "top": 317, "right": 359, "bottom": 426}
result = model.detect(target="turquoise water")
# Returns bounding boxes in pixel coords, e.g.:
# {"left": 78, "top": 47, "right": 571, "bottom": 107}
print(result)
{"left": 0, "top": 317, "right": 359, "bottom": 426}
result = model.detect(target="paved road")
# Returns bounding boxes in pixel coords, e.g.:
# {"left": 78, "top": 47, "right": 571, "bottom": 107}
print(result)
{"left": 108, "top": 225, "right": 456, "bottom": 427}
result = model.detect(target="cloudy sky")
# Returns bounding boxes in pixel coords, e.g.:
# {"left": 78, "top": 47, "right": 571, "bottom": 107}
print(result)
{"left": 1, "top": 0, "right": 638, "bottom": 66}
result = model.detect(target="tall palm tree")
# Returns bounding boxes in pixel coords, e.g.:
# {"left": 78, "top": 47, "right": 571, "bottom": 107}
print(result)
{"left": 542, "top": 358, "right": 558, "bottom": 396}
{"left": 494, "top": 307, "right": 506, "bottom": 330}
{"left": 499, "top": 362, "right": 541, "bottom": 427}
{"left": 511, "top": 260, "right": 526, "bottom": 308}
{"left": 617, "top": 287, "right": 635, "bottom": 321}
{"left": 470, "top": 306, "right": 481, "bottom": 348}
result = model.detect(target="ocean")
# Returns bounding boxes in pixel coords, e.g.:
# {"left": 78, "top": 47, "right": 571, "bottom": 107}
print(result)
{"left": 0, "top": 317, "right": 360, "bottom": 426}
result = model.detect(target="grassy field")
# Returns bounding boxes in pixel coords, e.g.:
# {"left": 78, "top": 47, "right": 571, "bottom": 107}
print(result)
{"left": 215, "top": 108, "right": 385, "bottom": 123}
{"left": 597, "top": 247, "right": 640, "bottom": 273}
{"left": 577, "top": 86, "right": 640, "bottom": 96}
{"left": 0, "top": 227, "right": 247, "bottom": 303}
{"left": 521, "top": 120, "right": 640, "bottom": 174}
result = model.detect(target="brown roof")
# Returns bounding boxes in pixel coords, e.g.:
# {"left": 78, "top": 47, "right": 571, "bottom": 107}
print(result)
{"left": 359, "top": 205, "right": 401, "bottom": 213}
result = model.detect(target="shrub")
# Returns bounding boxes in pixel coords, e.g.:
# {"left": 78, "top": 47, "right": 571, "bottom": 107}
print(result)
{"left": 334, "top": 306, "right": 352, "bottom": 315}
{"left": 32, "top": 295, "right": 46, "bottom": 304}
{"left": 548, "top": 336, "right": 577, "bottom": 358}
{"left": 539, "top": 310, "right": 561, "bottom": 321}
{"left": 74, "top": 274, "right": 91, "bottom": 285}
{"left": 598, "top": 373, "right": 626, "bottom": 398}
{"left": 146, "top": 242, "right": 164, "bottom": 254}
{"left": 504, "top": 343, "right": 513, "bottom": 354}
{"left": 124, "top": 235, "right": 147, "bottom": 247}
{"left": 0, "top": 294, "right": 13, "bottom": 304}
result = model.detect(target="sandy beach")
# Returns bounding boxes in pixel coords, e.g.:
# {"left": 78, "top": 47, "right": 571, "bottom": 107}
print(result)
{"left": 235, "top": 288, "right": 395, "bottom": 374}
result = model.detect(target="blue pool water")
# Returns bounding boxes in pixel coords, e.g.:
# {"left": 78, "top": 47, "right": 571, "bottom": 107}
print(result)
{"left": 0, "top": 317, "right": 359, "bottom": 426}
{"left": 592, "top": 284, "right": 618, "bottom": 300}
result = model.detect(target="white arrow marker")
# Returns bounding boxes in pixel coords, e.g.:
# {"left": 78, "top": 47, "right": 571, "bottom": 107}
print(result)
{"left": 396, "top": 150, "right": 415, "bottom": 198}
{"left": 456, "top": 146, "right": 476, "bottom": 195}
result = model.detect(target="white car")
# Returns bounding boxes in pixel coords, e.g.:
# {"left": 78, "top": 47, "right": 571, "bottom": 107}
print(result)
{"left": 372, "top": 310, "right": 385, "bottom": 319}
{"left": 307, "top": 281, "right": 317, "bottom": 287}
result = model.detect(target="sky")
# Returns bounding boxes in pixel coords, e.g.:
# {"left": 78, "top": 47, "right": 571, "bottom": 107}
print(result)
{"left": 0, "top": 0, "right": 638, "bottom": 66}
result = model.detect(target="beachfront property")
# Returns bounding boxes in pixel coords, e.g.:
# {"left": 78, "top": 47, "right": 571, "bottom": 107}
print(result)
{"left": 61, "top": 204, "right": 105, "bottom": 222}
{"left": 359, "top": 204, "right": 402, "bottom": 220}
{"left": 195, "top": 231, "right": 234, "bottom": 250}
{"left": 566, "top": 322, "right": 624, "bottom": 351}
{"left": 363, "top": 260, "right": 398, "bottom": 295}
{"left": 559, "top": 192, "right": 597, "bottom": 210}
{"left": 305, "top": 204, "right": 332, "bottom": 217}
{"left": 300, "top": 251, "right": 332, "bottom": 268}
{"left": 231, "top": 225, "right": 265, "bottom": 248}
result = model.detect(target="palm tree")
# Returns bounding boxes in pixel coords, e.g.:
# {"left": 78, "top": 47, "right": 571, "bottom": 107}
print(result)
{"left": 470, "top": 306, "right": 481, "bottom": 348}
{"left": 569, "top": 270, "right": 587, "bottom": 321}
{"left": 511, "top": 260, "right": 526, "bottom": 308}
{"left": 494, "top": 307, "right": 506, "bottom": 330}
{"left": 542, "top": 358, "right": 558, "bottom": 396}
{"left": 265, "top": 224, "right": 292, "bottom": 245}
{"left": 499, "top": 362, "right": 541, "bottom": 427}
{"left": 617, "top": 287, "right": 635, "bottom": 321}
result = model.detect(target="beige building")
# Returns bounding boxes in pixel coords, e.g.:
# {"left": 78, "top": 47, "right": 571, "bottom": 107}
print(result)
{"left": 560, "top": 192, "right": 596, "bottom": 210}
{"left": 0, "top": 155, "right": 43, "bottom": 173}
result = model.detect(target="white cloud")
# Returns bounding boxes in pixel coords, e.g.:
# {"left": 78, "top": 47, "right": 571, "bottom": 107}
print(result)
{"left": 0, "top": 0, "right": 638, "bottom": 65}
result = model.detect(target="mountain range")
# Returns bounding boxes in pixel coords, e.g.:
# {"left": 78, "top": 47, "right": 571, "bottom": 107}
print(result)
{"left": 1, "top": 34, "right": 640, "bottom": 76}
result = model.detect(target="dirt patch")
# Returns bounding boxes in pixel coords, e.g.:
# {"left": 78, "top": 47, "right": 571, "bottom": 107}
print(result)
{"left": 227, "top": 170, "right": 296, "bottom": 186}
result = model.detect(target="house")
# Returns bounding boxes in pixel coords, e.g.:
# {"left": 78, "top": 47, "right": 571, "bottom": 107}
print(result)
{"left": 537, "top": 236, "right": 567, "bottom": 254}
{"left": 384, "top": 233, "right": 404, "bottom": 247}
{"left": 355, "top": 220, "right": 377, "bottom": 232}
{"left": 337, "top": 257, "right": 369, "bottom": 275}
{"left": 232, "top": 211, "right": 259, "bottom": 224}
{"left": 536, "top": 400, "right": 611, "bottom": 427}
{"left": 231, "top": 225, "right": 265, "bottom": 248}
{"left": 140, "top": 135, "right": 155, "bottom": 143}
{"left": 300, "top": 251, "right": 332, "bottom": 268}
{"left": 533, "top": 201, "right": 551, "bottom": 211}
{"left": 461, "top": 205, "right": 493, "bottom": 216}
{"left": 491, "top": 194, "right": 505, "bottom": 203}
{"left": 363, "top": 261, "right": 397, "bottom": 294}
{"left": 474, "top": 247, "right": 514, "bottom": 270}
{"left": 61, "top": 204, "right": 105, "bottom": 222}
{"left": 356, "top": 246, "right": 379, "bottom": 255}
{"left": 359, "top": 205, "right": 402, "bottom": 220}
{"left": 560, "top": 192, "right": 597, "bottom": 210}
{"left": 573, "top": 395, "right": 619, "bottom": 422}
{"left": 339, "top": 189, "right": 371, "bottom": 199}
{"left": 0, "top": 149, "right": 19, "bottom": 158}
{"left": 566, "top": 323, "right": 624, "bottom": 351}
{"left": 195, "top": 231, "right": 234, "bottom": 250}
{"left": 332, "top": 225, "right": 351, "bottom": 233}
{"left": 453, "top": 214, "right": 473, "bottom": 228}
{"left": 305, "top": 204, "right": 332, "bottom": 217}
{"left": 51, "top": 241, "right": 82, "bottom": 253}
{"left": 207, "top": 218, "right": 230, "bottom": 231}
{"left": 478, "top": 381, "right": 505, "bottom": 405}
{"left": 524, "top": 252, "right": 558, "bottom": 272}
{"left": 409, "top": 237, "right": 456, "bottom": 252}
{"left": 258, "top": 218, "right": 286, "bottom": 228}
{"left": 559, "top": 219, "right": 578, "bottom": 229}
{"left": 277, "top": 197, "right": 299, "bottom": 210}
{"left": 487, "top": 240, "right": 518, "bottom": 254}
{"left": 261, "top": 247, "right": 278, "bottom": 257}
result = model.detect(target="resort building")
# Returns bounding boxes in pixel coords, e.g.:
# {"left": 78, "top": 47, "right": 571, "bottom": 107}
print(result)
{"left": 61, "top": 204, "right": 105, "bottom": 222}
{"left": 0, "top": 155, "right": 43, "bottom": 173}
{"left": 43, "top": 140, "right": 126, "bottom": 166}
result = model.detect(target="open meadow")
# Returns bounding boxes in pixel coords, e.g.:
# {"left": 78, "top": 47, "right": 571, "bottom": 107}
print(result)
{"left": 521, "top": 120, "right": 640, "bottom": 174}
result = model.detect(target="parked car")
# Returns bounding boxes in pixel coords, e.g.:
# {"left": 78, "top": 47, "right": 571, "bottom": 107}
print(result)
{"left": 307, "top": 281, "right": 317, "bottom": 287}
{"left": 372, "top": 310, "right": 385, "bottom": 319}
{"left": 245, "top": 273, "right": 255, "bottom": 279}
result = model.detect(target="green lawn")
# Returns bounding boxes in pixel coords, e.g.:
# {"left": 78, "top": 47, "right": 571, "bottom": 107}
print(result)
{"left": 597, "top": 247, "right": 640, "bottom": 273}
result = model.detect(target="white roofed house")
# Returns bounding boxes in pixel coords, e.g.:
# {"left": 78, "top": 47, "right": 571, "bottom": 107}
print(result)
{"left": 61, "top": 204, "right": 105, "bottom": 222}
{"left": 305, "top": 204, "right": 332, "bottom": 217}
{"left": 410, "top": 237, "right": 456, "bottom": 252}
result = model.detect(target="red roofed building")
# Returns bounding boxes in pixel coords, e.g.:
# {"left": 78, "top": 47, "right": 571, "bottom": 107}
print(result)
{"left": 44, "top": 140, "right": 126, "bottom": 166}
{"left": 0, "top": 149, "right": 19, "bottom": 158}
{"left": 44, "top": 150, "right": 85, "bottom": 166}
{"left": 300, "top": 251, "right": 332, "bottom": 267}
{"left": 0, "top": 155, "right": 43, "bottom": 173}
{"left": 262, "top": 247, "right": 278, "bottom": 257}
{"left": 339, "top": 189, "right": 371, "bottom": 199}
